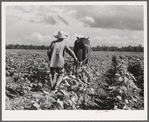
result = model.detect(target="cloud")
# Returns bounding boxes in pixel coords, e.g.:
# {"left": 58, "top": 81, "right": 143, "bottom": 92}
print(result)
{"left": 92, "top": 36, "right": 103, "bottom": 40}
{"left": 25, "top": 33, "right": 52, "bottom": 44}
{"left": 110, "top": 35, "right": 120, "bottom": 39}
{"left": 74, "top": 33, "right": 85, "bottom": 38}
{"left": 25, "top": 6, "right": 82, "bottom": 27}
{"left": 26, "top": 6, "right": 69, "bottom": 26}
{"left": 5, "top": 4, "right": 144, "bottom": 47}
{"left": 82, "top": 16, "right": 95, "bottom": 24}
{"left": 91, "top": 33, "right": 143, "bottom": 47}
{"left": 71, "top": 33, "right": 86, "bottom": 40}
{"left": 6, "top": 5, "right": 144, "bottom": 30}
{"left": 6, "top": 5, "right": 33, "bottom": 14}
{"left": 73, "top": 5, "right": 143, "bottom": 30}
{"left": 6, "top": 15, "right": 22, "bottom": 27}
{"left": 49, "top": 6, "right": 65, "bottom": 13}
{"left": 57, "top": 15, "right": 69, "bottom": 25}
{"left": 29, "top": 13, "right": 70, "bottom": 26}
{"left": 43, "top": 16, "right": 57, "bottom": 25}
{"left": 124, "top": 36, "right": 129, "bottom": 39}
{"left": 29, "top": 14, "right": 57, "bottom": 25}
{"left": 131, "top": 34, "right": 138, "bottom": 39}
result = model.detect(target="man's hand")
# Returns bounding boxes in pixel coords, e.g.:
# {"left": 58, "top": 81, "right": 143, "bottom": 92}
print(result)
{"left": 76, "top": 61, "right": 82, "bottom": 67}
{"left": 79, "top": 61, "right": 83, "bottom": 66}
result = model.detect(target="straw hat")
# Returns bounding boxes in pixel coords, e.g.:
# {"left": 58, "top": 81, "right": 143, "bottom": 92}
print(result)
{"left": 54, "top": 31, "right": 68, "bottom": 39}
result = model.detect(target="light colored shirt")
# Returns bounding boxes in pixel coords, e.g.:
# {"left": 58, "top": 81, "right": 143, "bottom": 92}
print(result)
{"left": 47, "top": 40, "right": 77, "bottom": 68}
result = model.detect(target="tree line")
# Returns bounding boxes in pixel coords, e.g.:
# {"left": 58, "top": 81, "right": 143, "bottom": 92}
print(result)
{"left": 6, "top": 44, "right": 144, "bottom": 52}
{"left": 92, "top": 45, "right": 143, "bottom": 52}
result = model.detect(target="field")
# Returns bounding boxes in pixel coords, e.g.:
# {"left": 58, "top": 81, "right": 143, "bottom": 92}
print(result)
{"left": 5, "top": 49, "right": 144, "bottom": 110}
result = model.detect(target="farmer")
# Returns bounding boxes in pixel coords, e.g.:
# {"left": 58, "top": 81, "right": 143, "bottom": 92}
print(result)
{"left": 47, "top": 31, "right": 78, "bottom": 91}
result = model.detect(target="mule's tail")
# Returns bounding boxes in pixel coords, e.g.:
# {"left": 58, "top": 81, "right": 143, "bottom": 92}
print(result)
{"left": 75, "top": 49, "right": 83, "bottom": 68}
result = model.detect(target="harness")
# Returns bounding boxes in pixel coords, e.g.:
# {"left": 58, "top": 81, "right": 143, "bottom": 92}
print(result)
{"left": 78, "top": 44, "right": 91, "bottom": 66}
{"left": 65, "top": 37, "right": 91, "bottom": 74}
{"left": 64, "top": 44, "right": 91, "bottom": 75}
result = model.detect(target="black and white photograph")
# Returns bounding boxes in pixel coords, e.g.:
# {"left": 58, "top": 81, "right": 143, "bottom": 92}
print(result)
{"left": 2, "top": 1, "right": 147, "bottom": 121}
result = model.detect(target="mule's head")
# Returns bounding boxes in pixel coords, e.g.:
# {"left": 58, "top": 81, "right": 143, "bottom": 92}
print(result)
{"left": 75, "top": 37, "right": 90, "bottom": 46}
{"left": 76, "top": 37, "right": 89, "bottom": 41}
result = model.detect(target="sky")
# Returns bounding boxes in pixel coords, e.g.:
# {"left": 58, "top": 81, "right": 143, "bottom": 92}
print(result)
{"left": 5, "top": 3, "right": 144, "bottom": 47}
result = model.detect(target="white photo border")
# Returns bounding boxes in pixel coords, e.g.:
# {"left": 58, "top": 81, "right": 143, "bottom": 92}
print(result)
{"left": 2, "top": 1, "right": 148, "bottom": 121}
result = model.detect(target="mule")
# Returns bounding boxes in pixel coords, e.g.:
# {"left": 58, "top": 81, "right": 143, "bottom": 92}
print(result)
{"left": 74, "top": 37, "right": 91, "bottom": 68}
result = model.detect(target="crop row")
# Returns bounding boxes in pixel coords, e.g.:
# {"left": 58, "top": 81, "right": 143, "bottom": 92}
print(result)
{"left": 5, "top": 50, "right": 144, "bottom": 110}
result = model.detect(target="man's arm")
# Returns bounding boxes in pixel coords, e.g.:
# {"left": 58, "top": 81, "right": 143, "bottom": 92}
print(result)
{"left": 65, "top": 45, "right": 78, "bottom": 61}
{"left": 47, "top": 42, "right": 53, "bottom": 60}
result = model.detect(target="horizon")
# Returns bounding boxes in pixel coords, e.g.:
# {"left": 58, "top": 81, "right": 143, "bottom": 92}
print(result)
{"left": 6, "top": 43, "right": 144, "bottom": 48}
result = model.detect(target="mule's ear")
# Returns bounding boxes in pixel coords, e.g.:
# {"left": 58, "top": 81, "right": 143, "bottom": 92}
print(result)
{"left": 77, "top": 37, "right": 79, "bottom": 39}
{"left": 87, "top": 37, "right": 89, "bottom": 40}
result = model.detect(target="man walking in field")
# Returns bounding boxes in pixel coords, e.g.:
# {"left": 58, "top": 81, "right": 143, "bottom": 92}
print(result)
{"left": 47, "top": 31, "right": 78, "bottom": 91}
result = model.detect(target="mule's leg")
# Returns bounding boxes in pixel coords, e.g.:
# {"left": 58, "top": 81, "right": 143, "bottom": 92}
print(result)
{"left": 77, "top": 49, "right": 83, "bottom": 67}
{"left": 83, "top": 46, "right": 88, "bottom": 65}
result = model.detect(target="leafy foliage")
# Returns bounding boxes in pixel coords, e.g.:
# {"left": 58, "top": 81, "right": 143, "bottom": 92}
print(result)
{"left": 6, "top": 50, "right": 144, "bottom": 110}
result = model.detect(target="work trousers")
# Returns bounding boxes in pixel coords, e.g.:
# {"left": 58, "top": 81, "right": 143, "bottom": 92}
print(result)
{"left": 50, "top": 67, "right": 64, "bottom": 90}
